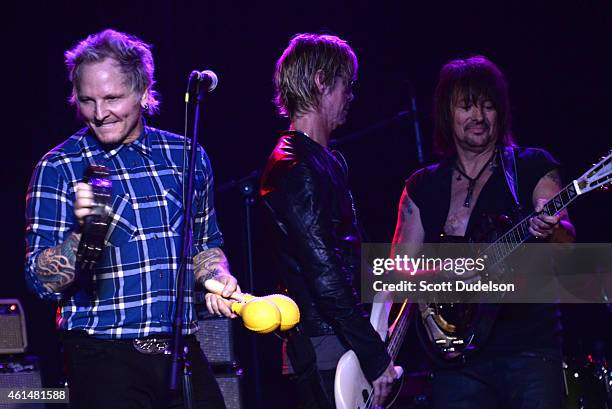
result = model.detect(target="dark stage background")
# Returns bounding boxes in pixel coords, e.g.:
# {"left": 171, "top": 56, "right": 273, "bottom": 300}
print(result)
{"left": 4, "top": 1, "right": 611, "bottom": 407}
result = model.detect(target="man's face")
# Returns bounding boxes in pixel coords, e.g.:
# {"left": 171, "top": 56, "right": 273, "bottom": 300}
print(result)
{"left": 451, "top": 94, "right": 498, "bottom": 152}
{"left": 76, "top": 58, "right": 146, "bottom": 145}
{"left": 320, "top": 76, "right": 354, "bottom": 130}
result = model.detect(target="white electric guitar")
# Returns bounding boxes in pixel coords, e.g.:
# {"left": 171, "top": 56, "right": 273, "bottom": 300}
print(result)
{"left": 335, "top": 294, "right": 412, "bottom": 409}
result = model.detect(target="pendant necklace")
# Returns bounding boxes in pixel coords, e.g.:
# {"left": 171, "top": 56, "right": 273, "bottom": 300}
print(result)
{"left": 454, "top": 150, "right": 497, "bottom": 207}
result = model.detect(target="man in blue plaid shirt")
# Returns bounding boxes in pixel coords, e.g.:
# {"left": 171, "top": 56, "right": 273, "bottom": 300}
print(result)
{"left": 25, "top": 29, "right": 236, "bottom": 409}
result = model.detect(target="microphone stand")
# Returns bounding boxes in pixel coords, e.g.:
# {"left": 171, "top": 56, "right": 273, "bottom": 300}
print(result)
{"left": 331, "top": 92, "right": 426, "bottom": 165}
{"left": 410, "top": 95, "right": 425, "bottom": 164}
{"left": 216, "top": 171, "right": 265, "bottom": 409}
{"left": 169, "top": 72, "right": 207, "bottom": 409}
{"left": 330, "top": 110, "right": 412, "bottom": 148}
{"left": 238, "top": 173, "right": 264, "bottom": 409}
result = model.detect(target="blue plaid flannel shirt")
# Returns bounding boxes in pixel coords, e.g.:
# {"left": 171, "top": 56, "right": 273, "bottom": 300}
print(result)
{"left": 25, "top": 125, "right": 223, "bottom": 339}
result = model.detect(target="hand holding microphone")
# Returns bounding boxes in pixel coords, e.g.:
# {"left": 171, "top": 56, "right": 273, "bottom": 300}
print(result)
{"left": 76, "top": 165, "right": 112, "bottom": 272}
{"left": 204, "top": 279, "right": 300, "bottom": 334}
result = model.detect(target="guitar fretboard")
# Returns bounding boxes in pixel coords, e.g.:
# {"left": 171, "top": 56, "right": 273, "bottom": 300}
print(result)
{"left": 483, "top": 181, "right": 580, "bottom": 266}
{"left": 363, "top": 301, "right": 412, "bottom": 409}
{"left": 387, "top": 301, "right": 412, "bottom": 361}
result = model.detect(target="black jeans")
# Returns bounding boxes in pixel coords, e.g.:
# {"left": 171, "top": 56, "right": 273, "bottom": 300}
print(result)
{"left": 294, "top": 368, "right": 336, "bottom": 409}
{"left": 285, "top": 330, "right": 336, "bottom": 409}
{"left": 62, "top": 332, "right": 226, "bottom": 409}
{"left": 431, "top": 351, "right": 564, "bottom": 409}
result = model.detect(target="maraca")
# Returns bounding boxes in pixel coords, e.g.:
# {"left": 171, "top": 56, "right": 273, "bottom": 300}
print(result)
{"left": 262, "top": 294, "right": 300, "bottom": 331}
{"left": 204, "top": 280, "right": 300, "bottom": 333}
{"left": 231, "top": 298, "right": 281, "bottom": 334}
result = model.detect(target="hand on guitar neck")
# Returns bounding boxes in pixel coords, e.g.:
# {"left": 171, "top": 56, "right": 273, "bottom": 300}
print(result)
{"left": 529, "top": 198, "right": 575, "bottom": 243}
{"left": 335, "top": 295, "right": 408, "bottom": 409}
{"left": 372, "top": 361, "right": 401, "bottom": 407}
{"left": 528, "top": 169, "right": 576, "bottom": 243}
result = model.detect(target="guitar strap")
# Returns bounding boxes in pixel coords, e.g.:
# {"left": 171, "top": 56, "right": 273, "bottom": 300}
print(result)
{"left": 500, "top": 146, "right": 521, "bottom": 208}
{"left": 470, "top": 146, "right": 521, "bottom": 362}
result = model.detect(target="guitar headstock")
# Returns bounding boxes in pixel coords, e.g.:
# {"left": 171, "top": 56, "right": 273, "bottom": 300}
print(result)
{"left": 574, "top": 150, "right": 612, "bottom": 195}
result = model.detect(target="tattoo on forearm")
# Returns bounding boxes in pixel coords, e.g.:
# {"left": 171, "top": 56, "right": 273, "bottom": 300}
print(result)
{"left": 35, "top": 233, "right": 80, "bottom": 292}
{"left": 405, "top": 200, "right": 413, "bottom": 215}
{"left": 400, "top": 191, "right": 414, "bottom": 217}
{"left": 194, "top": 248, "right": 229, "bottom": 285}
{"left": 544, "top": 170, "right": 562, "bottom": 187}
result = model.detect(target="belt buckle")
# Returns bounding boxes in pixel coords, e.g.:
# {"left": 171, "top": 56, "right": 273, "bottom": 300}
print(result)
{"left": 132, "top": 337, "right": 170, "bottom": 355}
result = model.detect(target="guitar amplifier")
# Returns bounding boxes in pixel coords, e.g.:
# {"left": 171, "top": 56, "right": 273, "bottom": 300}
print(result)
{"left": 0, "top": 299, "right": 27, "bottom": 354}
{"left": 195, "top": 299, "right": 236, "bottom": 365}
{"left": 194, "top": 294, "right": 243, "bottom": 408}
{"left": 214, "top": 370, "right": 243, "bottom": 409}
{"left": 0, "top": 355, "right": 44, "bottom": 408}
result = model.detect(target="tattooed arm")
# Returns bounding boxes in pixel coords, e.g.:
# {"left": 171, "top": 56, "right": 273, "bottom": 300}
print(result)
{"left": 32, "top": 181, "right": 97, "bottom": 293}
{"left": 34, "top": 232, "right": 80, "bottom": 293}
{"left": 194, "top": 248, "right": 231, "bottom": 284}
{"left": 530, "top": 169, "right": 576, "bottom": 243}
{"left": 194, "top": 248, "right": 239, "bottom": 318}
{"left": 391, "top": 186, "right": 425, "bottom": 258}
{"left": 25, "top": 160, "right": 96, "bottom": 299}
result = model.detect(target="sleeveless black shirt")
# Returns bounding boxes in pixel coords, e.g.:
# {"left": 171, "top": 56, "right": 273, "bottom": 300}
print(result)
{"left": 405, "top": 147, "right": 563, "bottom": 363}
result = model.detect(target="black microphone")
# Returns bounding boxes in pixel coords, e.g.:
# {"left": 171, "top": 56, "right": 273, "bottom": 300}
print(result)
{"left": 189, "top": 70, "right": 218, "bottom": 92}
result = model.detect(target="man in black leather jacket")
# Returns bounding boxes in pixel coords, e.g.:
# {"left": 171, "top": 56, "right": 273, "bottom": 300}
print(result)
{"left": 260, "top": 33, "right": 397, "bottom": 408}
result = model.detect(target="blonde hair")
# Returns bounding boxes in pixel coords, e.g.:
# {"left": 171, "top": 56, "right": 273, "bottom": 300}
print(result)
{"left": 65, "top": 29, "right": 159, "bottom": 115}
{"left": 274, "top": 33, "right": 357, "bottom": 119}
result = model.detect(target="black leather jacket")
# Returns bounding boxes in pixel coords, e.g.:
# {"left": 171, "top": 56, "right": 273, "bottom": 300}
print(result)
{"left": 260, "top": 131, "right": 390, "bottom": 381}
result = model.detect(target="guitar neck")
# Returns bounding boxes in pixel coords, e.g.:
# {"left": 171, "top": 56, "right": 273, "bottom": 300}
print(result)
{"left": 386, "top": 302, "right": 412, "bottom": 361}
{"left": 483, "top": 180, "right": 580, "bottom": 265}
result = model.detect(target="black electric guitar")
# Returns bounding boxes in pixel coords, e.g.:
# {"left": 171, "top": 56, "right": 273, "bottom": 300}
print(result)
{"left": 419, "top": 151, "right": 612, "bottom": 363}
